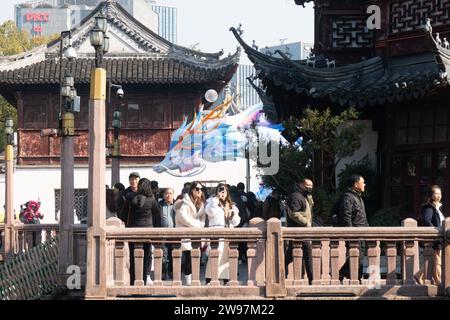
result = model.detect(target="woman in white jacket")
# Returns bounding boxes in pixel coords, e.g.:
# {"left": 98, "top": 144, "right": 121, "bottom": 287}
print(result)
{"left": 175, "top": 181, "right": 206, "bottom": 285}
{"left": 205, "top": 183, "right": 240, "bottom": 284}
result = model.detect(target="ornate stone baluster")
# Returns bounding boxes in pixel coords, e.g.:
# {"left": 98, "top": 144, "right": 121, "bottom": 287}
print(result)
{"left": 228, "top": 241, "right": 239, "bottom": 287}
{"left": 404, "top": 240, "right": 416, "bottom": 285}
{"left": 209, "top": 241, "right": 220, "bottom": 286}
{"left": 26, "top": 231, "right": 33, "bottom": 251}
{"left": 348, "top": 241, "right": 361, "bottom": 285}
{"left": 311, "top": 241, "right": 322, "bottom": 285}
{"left": 385, "top": 241, "right": 397, "bottom": 285}
{"left": 292, "top": 241, "right": 304, "bottom": 286}
{"left": 364, "top": 241, "right": 381, "bottom": 287}
{"left": 153, "top": 243, "right": 164, "bottom": 286}
{"left": 321, "top": 240, "right": 331, "bottom": 285}
{"left": 171, "top": 243, "right": 182, "bottom": 286}
{"left": 330, "top": 241, "right": 341, "bottom": 285}
{"left": 133, "top": 243, "right": 144, "bottom": 286}
{"left": 35, "top": 229, "right": 42, "bottom": 245}
{"left": 246, "top": 240, "right": 257, "bottom": 287}
{"left": 423, "top": 241, "right": 434, "bottom": 285}
{"left": 190, "top": 242, "right": 201, "bottom": 286}
{"left": 114, "top": 241, "right": 126, "bottom": 286}
{"left": 18, "top": 230, "right": 24, "bottom": 253}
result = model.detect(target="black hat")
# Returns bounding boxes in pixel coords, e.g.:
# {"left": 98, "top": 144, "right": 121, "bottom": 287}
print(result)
{"left": 129, "top": 172, "right": 140, "bottom": 178}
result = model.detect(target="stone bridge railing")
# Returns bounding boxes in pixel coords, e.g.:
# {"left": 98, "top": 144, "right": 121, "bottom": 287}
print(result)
{"left": 101, "top": 217, "right": 450, "bottom": 299}
{"left": 1, "top": 217, "right": 450, "bottom": 299}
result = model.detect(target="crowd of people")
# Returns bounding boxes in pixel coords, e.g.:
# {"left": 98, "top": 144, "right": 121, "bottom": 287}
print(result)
{"left": 104, "top": 172, "right": 445, "bottom": 287}
{"left": 105, "top": 172, "right": 268, "bottom": 286}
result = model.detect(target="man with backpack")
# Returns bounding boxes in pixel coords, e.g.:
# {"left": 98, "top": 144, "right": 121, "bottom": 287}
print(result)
{"left": 284, "top": 178, "right": 314, "bottom": 283}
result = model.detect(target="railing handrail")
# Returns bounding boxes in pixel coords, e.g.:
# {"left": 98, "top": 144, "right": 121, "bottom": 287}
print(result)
{"left": 282, "top": 226, "right": 443, "bottom": 241}
{"left": 106, "top": 227, "right": 264, "bottom": 242}
{"left": 12, "top": 223, "right": 60, "bottom": 231}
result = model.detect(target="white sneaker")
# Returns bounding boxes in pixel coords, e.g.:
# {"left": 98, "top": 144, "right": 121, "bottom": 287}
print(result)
{"left": 146, "top": 275, "right": 153, "bottom": 286}
{"left": 184, "top": 274, "right": 192, "bottom": 286}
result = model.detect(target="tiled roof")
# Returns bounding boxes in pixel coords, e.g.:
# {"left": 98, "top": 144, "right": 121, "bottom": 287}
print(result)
{"left": 0, "top": 1, "right": 240, "bottom": 86}
{"left": 0, "top": 55, "right": 239, "bottom": 85}
{"left": 231, "top": 27, "right": 450, "bottom": 108}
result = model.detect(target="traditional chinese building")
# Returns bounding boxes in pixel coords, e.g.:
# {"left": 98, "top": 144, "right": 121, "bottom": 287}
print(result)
{"left": 0, "top": 0, "right": 241, "bottom": 220}
{"left": 232, "top": 0, "right": 450, "bottom": 219}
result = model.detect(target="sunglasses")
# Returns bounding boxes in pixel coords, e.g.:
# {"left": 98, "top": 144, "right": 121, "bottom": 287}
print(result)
{"left": 194, "top": 187, "right": 203, "bottom": 191}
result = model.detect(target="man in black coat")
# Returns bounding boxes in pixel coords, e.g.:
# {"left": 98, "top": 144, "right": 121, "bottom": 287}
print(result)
{"left": 337, "top": 174, "right": 369, "bottom": 227}
{"left": 118, "top": 172, "right": 140, "bottom": 223}
{"left": 337, "top": 174, "right": 369, "bottom": 280}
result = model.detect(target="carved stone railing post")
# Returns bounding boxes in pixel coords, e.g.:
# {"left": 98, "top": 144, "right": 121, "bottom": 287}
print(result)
{"left": 385, "top": 241, "right": 397, "bottom": 285}
{"left": 248, "top": 218, "right": 265, "bottom": 286}
{"left": 171, "top": 243, "right": 182, "bottom": 286}
{"left": 228, "top": 241, "right": 239, "bottom": 287}
{"left": 348, "top": 241, "right": 360, "bottom": 285}
{"left": 423, "top": 241, "right": 435, "bottom": 285}
{"left": 321, "top": 240, "right": 331, "bottom": 285}
{"left": 404, "top": 240, "right": 416, "bottom": 285}
{"left": 153, "top": 243, "right": 164, "bottom": 286}
{"left": 444, "top": 218, "right": 450, "bottom": 296}
{"left": 265, "top": 218, "right": 286, "bottom": 297}
{"left": 401, "top": 219, "right": 419, "bottom": 281}
{"left": 292, "top": 241, "right": 307, "bottom": 286}
{"left": 133, "top": 243, "right": 144, "bottom": 286}
{"left": 364, "top": 241, "right": 380, "bottom": 286}
{"left": 209, "top": 241, "right": 220, "bottom": 287}
{"left": 330, "top": 241, "right": 341, "bottom": 285}
{"left": 190, "top": 242, "right": 201, "bottom": 286}
{"left": 246, "top": 241, "right": 257, "bottom": 287}
{"left": 311, "top": 241, "right": 322, "bottom": 285}
{"left": 114, "top": 241, "right": 126, "bottom": 286}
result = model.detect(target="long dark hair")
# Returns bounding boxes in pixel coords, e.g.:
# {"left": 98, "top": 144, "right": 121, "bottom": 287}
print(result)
{"left": 189, "top": 181, "right": 206, "bottom": 209}
{"left": 215, "top": 183, "right": 233, "bottom": 209}
{"left": 106, "top": 188, "right": 120, "bottom": 213}
{"left": 137, "top": 178, "right": 153, "bottom": 198}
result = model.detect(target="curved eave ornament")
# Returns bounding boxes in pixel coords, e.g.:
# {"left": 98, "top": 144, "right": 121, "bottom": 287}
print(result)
{"left": 426, "top": 20, "right": 450, "bottom": 85}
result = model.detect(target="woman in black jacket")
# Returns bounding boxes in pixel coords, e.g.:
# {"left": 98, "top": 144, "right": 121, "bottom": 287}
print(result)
{"left": 420, "top": 185, "right": 446, "bottom": 285}
{"left": 126, "top": 178, "right": 160, "bottom": 286}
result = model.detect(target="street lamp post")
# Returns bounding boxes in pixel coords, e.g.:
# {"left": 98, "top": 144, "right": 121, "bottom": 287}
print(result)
{"left": 4, "top": 117, "right": 15, "bottom": 260}
{"left": 58, "top": 30, "right": 77, "bottom": 286}
{"left": 111, "top": 110, "right": 122, "bottom": 186}
{"left": 108, "top": 83, "right": 123, "bottom": 187}
{"left": 86, "top": 12, "right": 109, "bottom": 299}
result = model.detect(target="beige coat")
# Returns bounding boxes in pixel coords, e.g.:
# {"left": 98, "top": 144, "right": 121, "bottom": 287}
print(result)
{"left": 175, "top": 193, "right": 206, "bottom": 251}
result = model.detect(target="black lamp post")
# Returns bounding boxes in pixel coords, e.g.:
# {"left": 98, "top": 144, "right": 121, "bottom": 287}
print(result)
{"left": 90, "top": 12, "right": 108, "bottom": 67}
{"left": 4, "top": 116, "right": 14, "bottom": 260}
{"left": 58, "top": 30, "right": 77, "bottom": 286}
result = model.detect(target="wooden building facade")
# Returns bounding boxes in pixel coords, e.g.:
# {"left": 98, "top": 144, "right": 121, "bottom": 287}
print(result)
{"left": 0, "top": 1, "right": 239, "bottom": 166}
{"left": 233, "top": 0, "right": 450, "bottom": 219}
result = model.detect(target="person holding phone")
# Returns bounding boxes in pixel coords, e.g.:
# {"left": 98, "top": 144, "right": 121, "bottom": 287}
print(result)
{"left": 205, "top": 183, "right": 240, "bottom": 285}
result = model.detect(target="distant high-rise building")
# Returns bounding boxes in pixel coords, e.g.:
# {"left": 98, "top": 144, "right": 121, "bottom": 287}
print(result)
{"left": 151, "top": 4, "right": 177, "bottom": 43}
{"left": 14, "top": 0, "right": 165, "bottom": 38}
{"left": 219, "top": 41, "right": 314, "bottom": 111}
{"left": 260, "top": 41, "right": 313, "bottom": 60}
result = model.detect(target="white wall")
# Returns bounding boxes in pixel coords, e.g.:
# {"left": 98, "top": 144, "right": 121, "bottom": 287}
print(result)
{"left": 0, "top": 159, "right": 261, "bottom": 224}
{"left": 335, "top": 120, "right": 378, "bottom": 185}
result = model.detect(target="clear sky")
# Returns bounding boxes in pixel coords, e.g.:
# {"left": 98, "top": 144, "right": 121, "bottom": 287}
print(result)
{"left": 1, "top": 0, "right": 314, "bottom": 63}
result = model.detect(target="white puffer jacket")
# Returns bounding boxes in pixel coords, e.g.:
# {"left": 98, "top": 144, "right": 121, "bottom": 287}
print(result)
{"left": 205, "top": 197, "right": 240, "bottom": 228}
{"left": 175, "top": 193, "right": 206, "bottom": 251}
